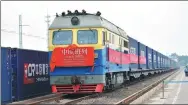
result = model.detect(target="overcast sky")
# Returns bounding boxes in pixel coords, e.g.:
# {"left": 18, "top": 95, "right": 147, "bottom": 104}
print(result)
{"left": 1, "top": 1, "right": 188, "bottom": 55}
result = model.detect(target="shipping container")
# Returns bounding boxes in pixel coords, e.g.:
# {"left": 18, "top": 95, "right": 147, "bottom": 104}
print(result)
{"left": 159, "top": 53, "right": 161, "bottom": 68}
{"left": 164, "top": 56, "right": 167, "bottom": 68}
{"left": 170, "top": 59, "right": 172, "bottom": 69}
{"left": 146, "top": 46, "right": 153, "bottom": 70}
{"left": 167, "top": 57, "right": 170, "bottom": 68}
{"left": 160, "top": 54, "right": 164, "bottom": 68}
{"left": 1, "top": 47, "right": 12, "bottom": 104}
{"left": 138, "top": 42, "right": 147, "bottom": 70}
{"left": 152, "top": 49, "right": 157, "bottom": 69}
{"left": 163, "top": 55, "right": 165, "bottom": 68}
{"left": 128, "top": 36, "right": 139, "bottom": 71}
{"left": 11, "top": 48, "right": 51, "bottom": 101}
{"left": 157, "top": 51, "right": 160, "bottom": 69}
{"left": 156, "top": 51, "right": 158, "bottom": 68}
{"left": 166, "top": 56, "right": 169, "bottom": 69}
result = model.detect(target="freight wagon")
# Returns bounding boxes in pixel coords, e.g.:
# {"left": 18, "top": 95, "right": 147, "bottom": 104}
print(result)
{"left": 128, "top": 36, "right": 139, "bottom": 72}
{"left": 48, "top": 10, "right": 179, "bottom": 94}
{"left": 138, "top": 42, "right": 147, "bottom": 70}
{"left": 152, "top": 49, "right": 157, "bottom": 70}
{"left": 1, "top": 47, "right": 12, "bottom": 104}
{"left": 1, "top": 47, "right": 51, "bottom": 104}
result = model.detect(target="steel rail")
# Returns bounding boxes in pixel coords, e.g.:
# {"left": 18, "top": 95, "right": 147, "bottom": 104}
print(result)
{"left": 114, "top": 69, "right": 180, "bottom": 105}
{"left": 62, "top": 70, "right": 176, "bottom": 105}
{"left": 63, "top": 93, "right": 100, "bottom": 105}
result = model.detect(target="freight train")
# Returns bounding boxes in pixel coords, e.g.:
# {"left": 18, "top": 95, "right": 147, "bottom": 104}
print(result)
{"left": 48, "top": 10, "right": 179, "bottom": 94}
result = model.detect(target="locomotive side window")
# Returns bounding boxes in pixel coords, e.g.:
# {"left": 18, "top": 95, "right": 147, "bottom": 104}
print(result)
{"left": 119, "top": 37, "right": 121, "bottom": 46}
{"left": 52, "top": 30, "right": 73, "bottom": 45}
{"left": 112, "top": 34, "right": 114, "bottom": 44}
{"left": 109, "top": 33, "right": 112, "bottom": 43}
{"left": 124, "top": 40, "right": 128, "bottom": 48}
{"left": 119, "top": 37, "right": 122, "bottom": 46}
{"left": 77, "top": 29, "right": 98, "bottom": 44}
{"left": 102, "top": 31, "right": 107, "bottom": 45}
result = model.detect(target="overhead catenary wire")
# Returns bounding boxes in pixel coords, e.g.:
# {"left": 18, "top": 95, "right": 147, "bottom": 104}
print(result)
{"left": 1, "top": 29, "right": 46, "bottom": 40}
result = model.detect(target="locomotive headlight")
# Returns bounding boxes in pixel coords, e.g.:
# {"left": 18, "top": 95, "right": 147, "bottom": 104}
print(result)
{"left": 71, "top": 16, "right": 80, "bottom": 25}
{"left": 95, "top": 53, "right": 98, "bottom": 58}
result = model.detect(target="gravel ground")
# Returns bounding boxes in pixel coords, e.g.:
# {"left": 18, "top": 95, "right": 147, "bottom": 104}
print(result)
{"left": 74, "top": 72, "right": 174, "bottom": 104}
{"left": 40, "top": 71, "right": 176, "bottom": 104}
{"left": 40, "top": 94, "right": 88, "bottom": 104}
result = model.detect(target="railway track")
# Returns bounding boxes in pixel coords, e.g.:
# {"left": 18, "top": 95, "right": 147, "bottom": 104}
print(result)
{"left": 8, "top": 70, "right": 179, "bottom": 105}
{"left": 115, "top": 69, "right": 180, "bottom": 104}
{"left": 60, "top": 70, "right": 179, "bottom": 104}
{"left": 9, "top": 93, "right": 63, "bottom": 105}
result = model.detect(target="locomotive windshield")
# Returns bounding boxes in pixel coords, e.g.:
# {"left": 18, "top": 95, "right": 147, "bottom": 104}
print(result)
{"left": 52, "top": 30, "right": 73, "bottom": 45}
{"left": 77, "top": 29, "right": 98, "bottom": 44}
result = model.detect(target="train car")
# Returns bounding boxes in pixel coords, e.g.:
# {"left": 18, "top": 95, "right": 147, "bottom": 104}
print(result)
{"left": 166, "top": 56, "right": 169, "bottom": 70}
{"left": 152, "top": 49, "right": 157, "bottom": 69}
{"left": 165, "top": 56, "right": 168, "bottom": 69}
{"left": 166, "top": 57, "right": 169, "bottom": 69}
{"left": 170, "top": 59, "right": 173, "bottom": 70}
{"left": 156, "top": 51, "right": 159, "bottom": 69}
{"left": 167, "top": 58, "right": 171, "bottom": 69}
{"left": 128, "top": 36, "right": 139, "bottom": 71}
{"left": 1, "top": 47, "right": 12, "bottom": 104}
{"left": 160, "top": 53, "right": 163, "bottom": 69}
{"left": 162, "top": 54, "right": 165, "bottom": 69}
{"left": 11, "top": 48, "right": 51, "bottom": 101}
{"left": 1, "top": 47, "right": 51, "bottom": 104}
{"left": 138, "top": 42, "right": 147, "bottom": 70}
{"left": 146, "top": 46, "right": 153, "bottom": 70}
{"left": 157, "top": 51, "right": 160, "bottom": 69}
{"left": 163, "top": 55, "right": 166, "bottom": 69}
{"left": 48, "top": 10, "right": 179, "bottom": 94}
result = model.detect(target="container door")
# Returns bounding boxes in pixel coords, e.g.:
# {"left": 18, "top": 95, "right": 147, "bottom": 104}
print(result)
{"left": 11, "top": 48, "right": 18, "bottom": 102}
{"left": 1, "top": 48, "right": 12, "bottom": 104}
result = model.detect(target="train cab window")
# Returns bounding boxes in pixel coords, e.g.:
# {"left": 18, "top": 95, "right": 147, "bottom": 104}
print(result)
{"left": 77, "top": 29, "right": 98, "bottom": 44}
{"left": 52, "top": 30, "right": 73, "bottom": 45}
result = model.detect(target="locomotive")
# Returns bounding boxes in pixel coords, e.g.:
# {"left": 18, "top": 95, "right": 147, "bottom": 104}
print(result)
{"left": 48, "top": 10, "right": 179, "bottom": 94}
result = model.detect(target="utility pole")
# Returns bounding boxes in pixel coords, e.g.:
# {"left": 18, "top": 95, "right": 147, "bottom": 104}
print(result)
{"left": 19, "top": 15, "right": 29, "bottom": 49}
{"left": 19, "top": 15, "right": 22, "bottom": 48}
{"left": 45, "top": 10, "right": 51, "bottom": 50}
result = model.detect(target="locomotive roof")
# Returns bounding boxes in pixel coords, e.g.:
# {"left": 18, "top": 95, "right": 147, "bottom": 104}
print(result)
{"left": 49, "top": 14, "right": 128, "bottom": 39}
